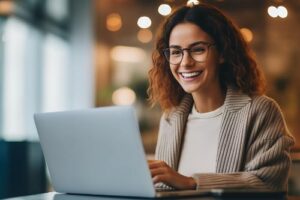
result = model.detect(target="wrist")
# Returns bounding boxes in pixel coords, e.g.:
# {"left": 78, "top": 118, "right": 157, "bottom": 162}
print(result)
{"left": 187, "top": 177, "right": 197, "bottom": 190}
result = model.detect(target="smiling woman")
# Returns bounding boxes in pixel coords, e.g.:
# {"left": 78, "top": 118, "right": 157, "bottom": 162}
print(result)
{"left": 147, "top": 3, "right": 294, "bottom": 192}
{"left": 167, "top": 23, "right": 222, "bottom": 106}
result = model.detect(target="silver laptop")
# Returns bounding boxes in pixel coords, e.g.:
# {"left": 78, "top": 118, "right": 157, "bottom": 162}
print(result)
{"left": 33, "top": 106, "right": 214, "bottom": 198}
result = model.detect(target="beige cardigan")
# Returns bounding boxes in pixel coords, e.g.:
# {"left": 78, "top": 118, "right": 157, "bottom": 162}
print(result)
{"left": 155, "top": 88, "right": 295, "bottom": 191}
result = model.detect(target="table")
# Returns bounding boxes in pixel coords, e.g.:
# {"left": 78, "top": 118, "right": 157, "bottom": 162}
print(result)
{"left": 3, "top": 192, "right": 300, "bottom": 200}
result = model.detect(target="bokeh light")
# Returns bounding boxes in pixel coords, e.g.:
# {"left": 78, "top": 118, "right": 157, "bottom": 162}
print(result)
{"left": 137, "top": 16, "right": 151, "bottom": 29}
{"left": 106, "top": 13, "right": 122, "bottom": 32}
{"left": 137, "top": 29, "right": 153, "bottom": 43}
{"left": 158, "top": 4, "right": 172, "bottom": 16}
{"left": 240, "top": 28, "right": 253, "bottom": 43}
{"left": 110, "top": 46, "right": 146, "bottom": 63}
{"left": 268, "top": 6, "right": 278, "bottom": 18}
{"left": 112, "top": 87, "right": 136, "bottom": 105}
{"left": 277, "top": 6, "right": 288, "bottom": 18}
{"left": 187, "top": 0, "right": 200, "bottom": 7}
{"left": 268, "top": 5, "right": 288, "bottom": 18}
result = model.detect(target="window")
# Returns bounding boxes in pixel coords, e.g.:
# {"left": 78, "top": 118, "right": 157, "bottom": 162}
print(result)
{"left": 42, "top": 33, "right": 70, "bottom": 112}
{"left": 2, "top": 18, "right": 32, "bottom": 140}
{"left": 0, "top": 0, "right": 94, "bottom": 141}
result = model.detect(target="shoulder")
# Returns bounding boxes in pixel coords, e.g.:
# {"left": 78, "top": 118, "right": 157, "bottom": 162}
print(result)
{"left": 248, "top": 94, "right": 294, "bottom": 140}
{"left": 226, "top": 87, "right": 282, "bottom": 115}
{"left": 250, "top": 95, "right": 282, "bottom": 115}
{"left": 248, "top": 95, "right": 284, "bottom": 127}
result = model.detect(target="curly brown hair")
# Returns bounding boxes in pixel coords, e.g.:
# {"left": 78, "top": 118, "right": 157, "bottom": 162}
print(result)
{"left": 148, "top": 3, "right": 266, "bottom": 112}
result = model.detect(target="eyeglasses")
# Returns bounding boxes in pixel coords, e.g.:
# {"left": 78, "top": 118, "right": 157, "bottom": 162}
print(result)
{"left": 163, "top": 42, "right": 215, "bottom": 65}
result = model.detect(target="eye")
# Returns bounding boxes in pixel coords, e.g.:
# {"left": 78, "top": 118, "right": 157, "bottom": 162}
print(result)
{"left": 169, "top": 48, "right": 182, "bottom": 56}
{"left": 190, "top": 45, "right": 206, "bottom": 54}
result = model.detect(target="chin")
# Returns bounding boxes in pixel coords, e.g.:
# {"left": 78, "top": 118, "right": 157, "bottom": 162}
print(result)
{"left": 179, "top": 79, "right": 205, "bottom": 92}
{"left": 182, "top": 86, "right": 200, "bottom": 94}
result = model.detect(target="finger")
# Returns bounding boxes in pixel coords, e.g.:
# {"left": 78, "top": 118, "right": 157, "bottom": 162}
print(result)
{"left": 150, "top": 168, "right": 167, "bottom": 177}
{"left": 147, "top": 160, "right": 156, "bottom": 164}
{"left": 149, "top": 161, "right": 166, "bottom": 169}
{"left": 148, "top": 160, "right": 161, "bottom": 164}
{"left": 152, "top": 174, "right": 170, "bottom": 184}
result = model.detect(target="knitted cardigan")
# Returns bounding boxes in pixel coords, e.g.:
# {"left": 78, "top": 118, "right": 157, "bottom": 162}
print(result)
{"left": 155, "top": 87, "right": 294, "bottom": 191}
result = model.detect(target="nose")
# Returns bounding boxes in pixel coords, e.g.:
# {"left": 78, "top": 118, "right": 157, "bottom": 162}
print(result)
{"left": 180, "top": 49, "right": 194, "bottom": 67}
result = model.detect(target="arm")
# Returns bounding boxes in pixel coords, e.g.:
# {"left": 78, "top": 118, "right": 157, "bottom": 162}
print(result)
{"left": 192, "top": 98, "right": 294, "bottom": 191}
{"left": 192, "top": 135, "right": 293, "bottom": 190}
{"left": 149, "top": 160, "right": 196, "bottom": 190}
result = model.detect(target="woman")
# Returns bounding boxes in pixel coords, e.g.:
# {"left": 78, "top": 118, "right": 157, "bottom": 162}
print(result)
{"left": 148, "top": 3, "right": 294, "bottom": 191}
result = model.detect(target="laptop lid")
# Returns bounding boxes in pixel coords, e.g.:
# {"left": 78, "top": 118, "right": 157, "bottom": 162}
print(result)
{"left": 34, "top": 106, "right": 156, "bottom": 198}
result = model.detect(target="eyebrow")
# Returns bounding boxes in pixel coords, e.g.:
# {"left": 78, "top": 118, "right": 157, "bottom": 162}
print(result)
{"left": 169, "top": 41, "right": 209, "bottom": 48}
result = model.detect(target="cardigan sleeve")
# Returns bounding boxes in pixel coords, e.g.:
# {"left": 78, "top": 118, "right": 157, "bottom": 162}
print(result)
{"left": 192, "top": 98, "right": 295, "bottom": 191}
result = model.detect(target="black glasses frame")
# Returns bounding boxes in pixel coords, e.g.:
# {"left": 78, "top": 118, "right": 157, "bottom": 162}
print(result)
{"left": 162, "top": 42, "right": 215, "bottom": 65}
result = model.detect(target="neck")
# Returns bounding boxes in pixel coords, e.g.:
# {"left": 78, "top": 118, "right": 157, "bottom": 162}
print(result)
{"left": 192, "top": 85, "right": 226, "bottom": 113}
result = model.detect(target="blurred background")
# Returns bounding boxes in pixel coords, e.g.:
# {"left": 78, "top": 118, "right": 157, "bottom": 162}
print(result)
{"left": 0, "top": 0, "right": 299, "bottom": 198}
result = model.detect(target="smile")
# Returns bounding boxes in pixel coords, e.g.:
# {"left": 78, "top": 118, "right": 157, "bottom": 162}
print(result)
{"left": 179, "top": 71, "right": 203, "bottom": 79}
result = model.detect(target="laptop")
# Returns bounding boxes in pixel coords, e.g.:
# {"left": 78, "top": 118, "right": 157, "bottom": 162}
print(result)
{"left": 34, "top": 106, "right": 285, "bottom": 199}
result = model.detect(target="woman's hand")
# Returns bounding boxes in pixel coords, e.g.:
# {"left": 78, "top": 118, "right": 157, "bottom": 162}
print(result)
{"left": 148, "top": 160, "right": 197, "bottom": 190}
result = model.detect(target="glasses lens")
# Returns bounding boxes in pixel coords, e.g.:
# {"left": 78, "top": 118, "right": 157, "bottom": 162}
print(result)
{"left": 190, "top": 44, "right": 209, "bottom": 62}
{"left": 164, "top": 47, "right": 182, "bottom": 64}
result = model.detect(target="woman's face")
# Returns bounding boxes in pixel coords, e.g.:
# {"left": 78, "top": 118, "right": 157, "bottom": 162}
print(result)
{"left": 168, "top": 22, "right": 223, "bottom": 95}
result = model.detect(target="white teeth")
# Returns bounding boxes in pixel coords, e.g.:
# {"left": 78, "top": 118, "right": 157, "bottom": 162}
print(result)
{"left": 181, "top": 71, "right": 201, "bottom": 78}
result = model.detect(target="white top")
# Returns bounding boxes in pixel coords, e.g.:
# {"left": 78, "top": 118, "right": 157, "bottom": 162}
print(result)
{"left": 178, "top": 104, "right": 224, "bottom": 177}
